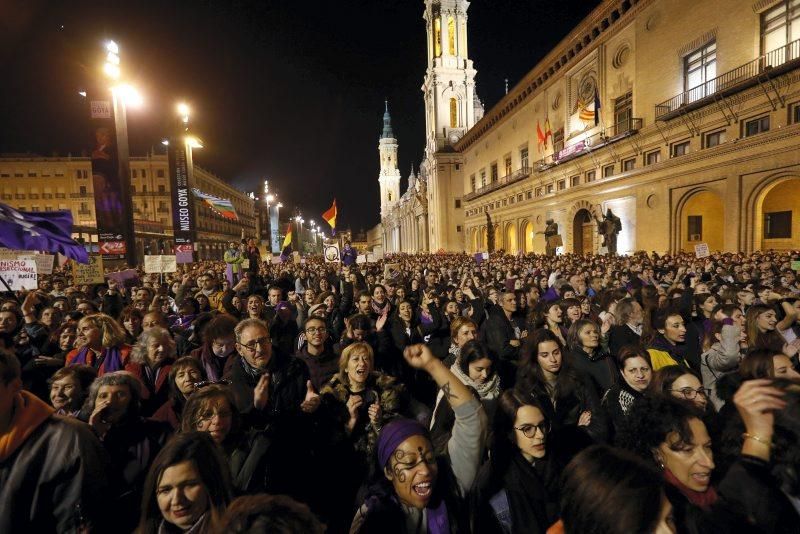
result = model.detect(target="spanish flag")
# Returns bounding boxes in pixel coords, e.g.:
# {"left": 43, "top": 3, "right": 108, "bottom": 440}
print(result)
{"left": 322, "top": 199, "right": 337, "bottom": 235}
{"left": 280, "top": 223, "right": 293, "bottom": 261}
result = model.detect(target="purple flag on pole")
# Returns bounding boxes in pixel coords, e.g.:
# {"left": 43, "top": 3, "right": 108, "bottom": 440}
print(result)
{"left": 0, "top": 203, "right": 89, "bottom": 263}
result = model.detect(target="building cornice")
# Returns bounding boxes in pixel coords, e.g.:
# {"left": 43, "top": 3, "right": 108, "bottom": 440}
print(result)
{"left": 455, "top": 0, "right": 653, "bottom": 153}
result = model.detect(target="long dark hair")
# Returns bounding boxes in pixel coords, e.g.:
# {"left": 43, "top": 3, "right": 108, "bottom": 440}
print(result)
{"left": 516, "top": 329, "right": 578, "bottom": 400}
{"left": 560, "top": 444, "right": 665, "bottom": 534}
{"left": 138, "top": 431, "right": 233, "bottom": 534}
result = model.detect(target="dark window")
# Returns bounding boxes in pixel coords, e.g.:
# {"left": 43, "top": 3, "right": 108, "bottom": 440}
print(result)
{"left": 791, "top": 102, "right": 800, "bottom": 124}
{"left": 671, "top": 141, "right": 690, "bottom": 157}
{"left": 586, "top": 170, "right": 596, "bottom": 182}
{"left": 456, "top": 225, "right": 462, "bottom": 232}
{"left": 132, "top": 169, "right": 137, "bottom": 178}
{"left": 764, "top": 211, "right": 792, "bottom": 238}
{"left": 520, "top": 147, "right": 529, "bottom": 169}
{"left": 504, "top": 156, "right": 512, "bottom": 176}
{"left": 28, "top": 172, "right": 36, "bottom": 177}
{"left": 79, "top": 186, "right": 87, "bottom": 195}
{"left": 614, "top": 92, "right": 632, "bottom": 135}
{"left": 455, "top": 164, "right": 461, "bottom": 170}
{"left": 557, "top": 180, "right": 566, "bottom": 191}
{"left": 470, "top": 175, "right": 476, "bottom": 192}
{"left": 142, "top": 185, "right": 147, "bottom": 193}
{"left": 603, "top": 165, "right": 615, "bottom": 178}
{"left": 645, "top": 150, "right": 661, "bottom": 166}
{"left": 552, "top": 129, "right": 564, "bottom": 154}
{"left": 536, "top": 187, "right": 543, "bottom": 196}
{"left": 743, "top": 116, "right": 770, "bottom": 137}
{"left": 704, "top": 130, "right": 725, "bottom": 148}
{"left": 687, "top": 216, "right": 703, "bottom": 241}
{"left": 141, "top": 169, "right": 147, "bottom": 178}
{"left": 158, "top": 185, "right": 166, "bottom": 193}
{"left": 455, "top": 199, "right": 461, "bottom": 208}
{"left": 622, "top": 158, "right": 635, "bottom": 171}
{"left": 491, "top": 163, "right": 498, "bottom": 183}
{"left": 157, "top": 169, "right": 165, "bottom": 178}
{"left": 546, "top": 184, "right": 554, "bottom": 194}
{"left": 526, "top": 191, "right": 533, "bottom": 199}
{"left": 570, "top": 175, "right": 580, "bottom": 187}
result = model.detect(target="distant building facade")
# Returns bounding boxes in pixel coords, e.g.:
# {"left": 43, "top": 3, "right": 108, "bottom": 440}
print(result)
{"left": 378, "top": 0, "right": 800, "bottom": 254}
{"left": 0, "top": 153, "right": 256, "bottom": 261}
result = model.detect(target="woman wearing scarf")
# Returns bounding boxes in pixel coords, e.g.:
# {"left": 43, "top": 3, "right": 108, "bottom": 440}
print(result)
{"left": 473, "top": 391, "right": 559, "bottom": 534}
{"left": 65, "top": 313, "right": 132, "bottom": 376}
{"left": 351, "top": 343, "right": 487, "bottom": 534}
{"left": 645, "top": 307, "right": 697, "bottom": 371}
{"left": 430, "top": 340, "right": 500, "bottom": 455}
{"left": 617, "top": 384, "right": 788, "bottom": 533}
{"left": 127, "top": 327, "right": 176, "bottom": 417}
{"left": 190, "top": 314, "right": 238, "bottom": 383}
{"left": 152, "top": 356, "right": 206, "bottom": 430}
{"left": 601, "top": 346, "right": 652, "bottom": 439}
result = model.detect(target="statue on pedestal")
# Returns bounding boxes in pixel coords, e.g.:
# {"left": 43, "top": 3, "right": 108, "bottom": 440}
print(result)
{"left": 594, "top": 207, "right": 622, "bottom": 255}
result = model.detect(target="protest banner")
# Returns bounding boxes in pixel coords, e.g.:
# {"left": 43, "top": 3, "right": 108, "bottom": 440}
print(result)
{"left": 324, "top": 244, "right": 340, "bottom": 263}
{"left": 694, "top": 243, "right": 710, "bottom": 258}
{"left": 73, "top": 255, "right": 104, "bottom": 285}
{"left": 144, "top": 255, "right": 178, "bottom": 273}
{"left": 356, "top": 254, "right": 366, "bottom": 264}
{"left": 0, "top": 259, "right": 37, "bottom": 290}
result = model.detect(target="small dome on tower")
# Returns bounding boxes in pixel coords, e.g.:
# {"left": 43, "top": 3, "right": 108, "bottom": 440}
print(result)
{"left": 381, "top": 100, "right": 394, "bottom": 139}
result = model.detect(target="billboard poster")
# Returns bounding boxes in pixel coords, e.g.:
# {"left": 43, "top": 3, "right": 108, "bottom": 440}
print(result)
{"left": 89, "top": 97, "right": 128, "bottom": 259}
{"left": 168, "top": 140, "right": 195, "bottom": 262}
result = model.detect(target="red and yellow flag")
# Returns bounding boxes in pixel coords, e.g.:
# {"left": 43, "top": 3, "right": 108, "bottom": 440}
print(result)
{"left": 322, "top": 199, "right": 337, "bottom": 233}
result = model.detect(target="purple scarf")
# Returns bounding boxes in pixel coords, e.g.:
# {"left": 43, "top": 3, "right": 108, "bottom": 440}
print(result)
{"left": 71, "top": 345, "right": 124, "bottom": 373}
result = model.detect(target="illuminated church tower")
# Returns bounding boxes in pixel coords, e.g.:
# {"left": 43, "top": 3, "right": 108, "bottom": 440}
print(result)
{"left": 378, "top": 101, "right": 401, "bottom": 218}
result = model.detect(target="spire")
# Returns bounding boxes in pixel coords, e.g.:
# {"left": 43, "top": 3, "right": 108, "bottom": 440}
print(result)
{"left": 381, "top": 99, "right": 394, "bottom": 139}
{"left": 408, "top": 163, "right": 417, "bottom": 193}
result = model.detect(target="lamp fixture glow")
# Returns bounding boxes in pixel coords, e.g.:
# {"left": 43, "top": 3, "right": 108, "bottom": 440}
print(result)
{"left": 185, "top": 136, "right": 203, "bottom": 149}
{"left": 161, "top": 139, "right": 169, "bottom": 146}
{"left": 113, "top": 84, "right": 143, "bottom": 108}
{"left": 103, "top": 62, "right": 121, "bottom": 80}
{"left": 266, "top": 194, "right": 275, "bottom": 203}
{"left": 106, "top": 51, "right": 120, "bottom": 65}
{"left": 106, "top": 40, "right": 119, "bottom": 54}
{"left": 78, "top": 91, "right": 87, "bottom": 98}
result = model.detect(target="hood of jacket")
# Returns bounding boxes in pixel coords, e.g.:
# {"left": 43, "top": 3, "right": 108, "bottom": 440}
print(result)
{"left": 0, "top": 390, "right": 53, "bottom": 462}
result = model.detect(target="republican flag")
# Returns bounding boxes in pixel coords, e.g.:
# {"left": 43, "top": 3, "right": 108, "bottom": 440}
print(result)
{"left": 279, "top": 223, "right": 293, "bottom": 261}
{"left": 536, "top": 121, "right": 546, "bottom": 153}
{"left": 322, "top": 199, "right": 337, "bottom": 235}
{"left": 0, "top": 203, "right": 88, "bottom": 263}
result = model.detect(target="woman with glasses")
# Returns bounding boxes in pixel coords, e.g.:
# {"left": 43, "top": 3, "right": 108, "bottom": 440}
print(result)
{"left": 515, "top": 329, "right": 606, "bottom": 442}
{"left": 181, "top": 384, "right": 271, "bottom": 495}
{"left": 649, "top": 365, "right": 711, "bottom": 413}
{"left": 152, "top": 356, "right": 207, "bottom": 430}
{"left": 473, "top": 391, "right": 559, "bottom": 534}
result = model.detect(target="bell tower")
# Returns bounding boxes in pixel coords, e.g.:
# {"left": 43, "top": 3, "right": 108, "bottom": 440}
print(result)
{"left": 421, "top": 0, "right": 480, "bottom": 251}
{"left": 378, "top": 100, "right": 401, "bottom": 217}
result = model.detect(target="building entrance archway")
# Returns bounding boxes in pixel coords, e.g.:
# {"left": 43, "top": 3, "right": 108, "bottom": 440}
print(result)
{"left": 573, "top": 209, "right": 593, "bottom": 254}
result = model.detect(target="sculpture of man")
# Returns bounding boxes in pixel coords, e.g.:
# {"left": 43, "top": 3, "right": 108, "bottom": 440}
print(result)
{"left": 594, "top": 208, "right": 622, "bottom": 255}
{"left": 544, "top": 219, "right": 559, "bottom": 257}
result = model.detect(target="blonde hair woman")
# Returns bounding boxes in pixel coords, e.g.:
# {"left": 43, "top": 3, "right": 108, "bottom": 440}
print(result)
{"left": 65, "top": 312, "right": 131, "bottom": 375}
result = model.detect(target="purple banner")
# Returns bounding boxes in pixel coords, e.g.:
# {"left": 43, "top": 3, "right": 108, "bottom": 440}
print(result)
{"left": 168, "top": 140, "right": 196, "bottom": 263}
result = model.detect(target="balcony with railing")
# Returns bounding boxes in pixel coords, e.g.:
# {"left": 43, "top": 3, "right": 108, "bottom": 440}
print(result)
{"left": 464, "top": 166, "right": 531, "bottom": 201}
{"left": 536, "top": 117, "right": 643, "bottom": 170}
{"left": 656, "top": 39, "right": 800, "bottom": 120}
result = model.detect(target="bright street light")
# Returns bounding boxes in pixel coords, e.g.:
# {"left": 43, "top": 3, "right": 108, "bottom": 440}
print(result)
{"left": 185, "top": 136, "right": 203, "bottom": 149}
{"left": 103, "top": 62, "right": 121, "bottom": 80}
{"left": 106, "top": 40, "right": 119, "bottom": 54}
{"left": 112, "top": 84, "right": 143, "bottom": 108}
{"left": 266, "top": 194, "right": 275, "bottom": 203}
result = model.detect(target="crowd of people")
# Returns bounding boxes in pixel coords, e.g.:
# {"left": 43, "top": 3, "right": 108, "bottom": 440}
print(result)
{"left": 2, "top": 242, "right": 800, "bottom": 533}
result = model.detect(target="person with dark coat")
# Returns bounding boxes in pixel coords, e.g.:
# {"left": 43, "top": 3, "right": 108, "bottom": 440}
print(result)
{"left": 151, "top": 356, "right": 206, "bottom": 430}
{"left": 294, "top": 316, "right": 340, "bottom": 391}
{"left": 607, "top": 297, "right": 644, "bottom": 357}
{"left": 566, "top": 319, "right": 617, "bottom": 398}
{"left": 243, "top": 238, "right": 261, "bottom": 276}
{"left": 125, "top": 327, "right": 175, "bottom": 417}
{"left": 341, "top": 241, "right": 358, "bottom": 267}
{"left": 601, "top": 346, "right": 653, "bottom": 440}
{"left": 80, "top": 371, "right": 171, "bottom": 532}
{"left": 481, "top": 291, "right": 525, "bottom": 386}
{"left": 515, "top": 330, "right": 607, "bottom": 443}
{"left": 473, "top": 391, "right": 560, "bottom": 534}
{"left": 0, "top": 352, "right": 111, "bottom": 532}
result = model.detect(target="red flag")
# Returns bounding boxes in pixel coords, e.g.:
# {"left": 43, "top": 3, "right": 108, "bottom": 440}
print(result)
{"left": 536, "top": 120, "right": 546, "bottom": 152}
{"left": 322, "top": 199, "right": 337, "bottom": 232}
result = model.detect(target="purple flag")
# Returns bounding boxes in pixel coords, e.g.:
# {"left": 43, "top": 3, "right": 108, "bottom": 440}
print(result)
{"left": 0, "top": 203, "right": 89, "bottom": 263}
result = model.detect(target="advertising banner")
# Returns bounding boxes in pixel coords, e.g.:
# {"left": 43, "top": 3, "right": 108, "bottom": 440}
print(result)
{"left": 168, "top": 140, "right": 196, "bottom": 260}
{"left": 89, "top": 96, "right": 128, "bottom": 259}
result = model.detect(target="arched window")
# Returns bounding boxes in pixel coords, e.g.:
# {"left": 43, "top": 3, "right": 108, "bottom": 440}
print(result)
{"left": 388, "top": 191, "right": 393, "bottom": 202}
{"left": 450, "top": 98, "right": 458, "bottom": 128}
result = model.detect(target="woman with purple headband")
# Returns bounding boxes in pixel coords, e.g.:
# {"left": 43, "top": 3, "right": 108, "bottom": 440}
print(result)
{"left": 350, "top": 343, "right": 487, "bottom": 534}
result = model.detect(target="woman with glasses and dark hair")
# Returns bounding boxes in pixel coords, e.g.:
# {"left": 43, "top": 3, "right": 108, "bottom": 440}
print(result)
{"left": 648, "top": 365, "right": 711, "bottom": 413}
{"left": 152, "top": 356, "right": 207, "bottom": 430}
{"left": 138, "top": 431, "right": 233, "bottom": 534}
{"left": 181, "top": 384, "right": 271, "bottom": 495}
{"left": 515, "top": 329, "right": 606, "bottom": 442}
{"left": 473, "top": 390, "right": 559, "bottom": 534}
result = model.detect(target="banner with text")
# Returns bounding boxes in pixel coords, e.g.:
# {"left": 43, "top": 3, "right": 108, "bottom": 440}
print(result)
{"left": 0, "top": 259, "right": 37, "bottom": 290}
{"left": 144, "top": 255, "right": 178, "bottom": 273}
{"left": 73, "top": 255, "right": 105, "bottom": 285}
{"left": 169, "top": 140, "right": 196, "bottom": 262}
{"left": 89, "top": 95, "right": 128, "bottom": 259}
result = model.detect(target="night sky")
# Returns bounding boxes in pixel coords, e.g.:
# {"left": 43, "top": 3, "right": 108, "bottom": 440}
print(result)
{"left": 0, "top": 0, "right": 600, "bottom": 232}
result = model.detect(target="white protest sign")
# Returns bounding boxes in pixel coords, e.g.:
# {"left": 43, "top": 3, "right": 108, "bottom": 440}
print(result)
{"left": 144, "top": 255, "right": 178, "bottom": 273}
{"left": 694, "top": 243, "right": 710, "bottom": 258}
{"left": 324, "top": 244, "right": 340, "bottom": 263}
{"left": 384, "top": 263, "right": 401, "bottom": 281}
{"left": 356, "top": 254, "right": 366, "bottom": 264}
{"left": 73, "top": 255, "right": 104, "bottom": 285}
{"left": 0, "top": 259, "right": 37, "bottom": 290}
{"left": 31, "top": 254, "right": 54, "bottom": 275}
{"left": 366, "top": 253, "right": 374, "bottom": 263}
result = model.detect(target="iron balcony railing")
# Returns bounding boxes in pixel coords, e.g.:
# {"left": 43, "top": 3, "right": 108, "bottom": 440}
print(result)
{"left": 656, "top": 39, "right": 800, "bottom": 120}
{"left": 464, "top": 166, "right": 531, "bottom": 201}
{"left": 536, "top": 117, "right": 642, "bottom": 169}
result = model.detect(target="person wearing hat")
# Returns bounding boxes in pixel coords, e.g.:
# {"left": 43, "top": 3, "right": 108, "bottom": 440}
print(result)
{"left": 351, "top": 343, "right": 487, "bottom": 533}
